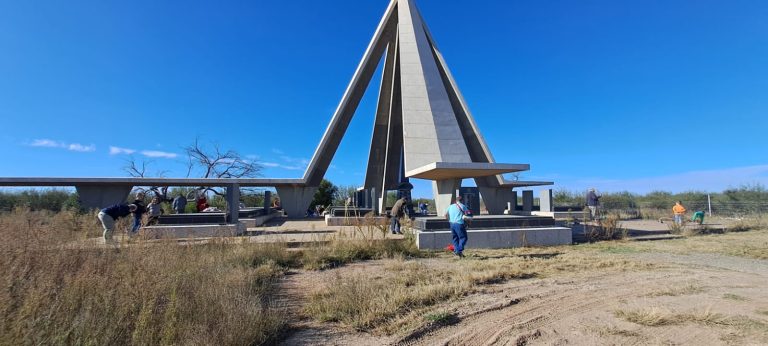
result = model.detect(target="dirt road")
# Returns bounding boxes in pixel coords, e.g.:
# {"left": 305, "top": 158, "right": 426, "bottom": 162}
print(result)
{"left": 281, "top": 230, "right": 768, "bottom": 345}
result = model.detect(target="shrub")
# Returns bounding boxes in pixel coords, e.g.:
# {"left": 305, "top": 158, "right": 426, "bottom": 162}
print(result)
{"left": 584, "top": 214, "right": 627, "bottom": 241}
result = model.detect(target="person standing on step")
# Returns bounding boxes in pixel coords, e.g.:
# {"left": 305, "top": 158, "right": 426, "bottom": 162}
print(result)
{"left": 390, "top": 197, "right": 407, "bottom": 234}
{"left": 445, "top": 195, "right": 469, "bottom": 258}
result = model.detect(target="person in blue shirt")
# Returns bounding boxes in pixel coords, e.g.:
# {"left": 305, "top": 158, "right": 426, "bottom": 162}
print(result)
{"left": 98, "top": 203, "right": 137, "bottom": 242}
{"left": 444, "top": 195, "right": 470, "bottom": 258}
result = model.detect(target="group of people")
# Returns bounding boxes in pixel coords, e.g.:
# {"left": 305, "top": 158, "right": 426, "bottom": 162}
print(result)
{"left": 672, "top": 201, "right": 705, "bottom": 225}
{"left": 97, "top": 192, "right": 212, "bottom": 242}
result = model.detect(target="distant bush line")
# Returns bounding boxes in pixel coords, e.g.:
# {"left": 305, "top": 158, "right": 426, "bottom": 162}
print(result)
{"left": 554, "top": 184, "right": 768, "bottom": 216}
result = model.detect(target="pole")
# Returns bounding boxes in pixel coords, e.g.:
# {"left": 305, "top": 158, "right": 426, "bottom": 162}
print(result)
{"left": 707, "top": 193, "right": 712, "bottom": 217}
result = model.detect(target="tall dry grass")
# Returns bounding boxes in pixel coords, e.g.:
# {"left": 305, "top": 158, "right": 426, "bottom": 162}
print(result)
{"left": 0, "top": 208, "right": 287, "bottom": 345}
{"left": 0, "top": 208, "right": 421, "bottom": 344}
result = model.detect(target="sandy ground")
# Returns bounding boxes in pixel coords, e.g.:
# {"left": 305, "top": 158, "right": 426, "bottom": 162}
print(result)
{"left": 279, "top": 226, "right": 768, "bottom": 346}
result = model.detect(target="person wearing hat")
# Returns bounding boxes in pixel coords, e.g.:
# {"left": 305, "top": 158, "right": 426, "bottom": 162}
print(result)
{"left": 585, "top": 188, "right": 601, "bottom": 220}
{"left": 98, "top": 203, "right": 138, "bottom": 242}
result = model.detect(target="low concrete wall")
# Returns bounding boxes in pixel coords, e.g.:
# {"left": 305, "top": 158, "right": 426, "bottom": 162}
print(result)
{"left": 531, "top": 211, "right": 587, "bottom": 219}
{"left": 240, "top": 211, "right": 281, "bottom": 228}
{"left": 416, "top": 227, "right": 572, "bottom": 250}
{"left": 325, "top": 215, "right": 388, "bottom": 227}
{"left": 141, "top": 223, "right": 246, "bottom": 239}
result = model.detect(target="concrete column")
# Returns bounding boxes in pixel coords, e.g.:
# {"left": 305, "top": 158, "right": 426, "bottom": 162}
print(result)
{"left": 522, "top": 190, "right": 534, "bottom": 212}
{"left": 226, "top": 184, "right": 240, "bottom": 224}
{"left": 540, "top": 189, "right": 553, "bottom": 212}
{"left": 478, "top": 187, "right": 516, "bottom": 215}
{"left": 432, "top": 179, "right": 459, "bottom": 216}
{"left": 511, "top": 191, "right": 518, "bottom": 211}
{"left": 275, "top": 186, "right": 318, "bottom": 218}
{"left": 75, "top": 185, "right": 133, "bottom": 209}
{"left": 370, "top": 187, "right": 378, "bottom": 215}
{"left": 458, "top": 187, "right": 480, "bottom": 215}
{"left": 263, "top": 191, "right": 272, "bottom": 212}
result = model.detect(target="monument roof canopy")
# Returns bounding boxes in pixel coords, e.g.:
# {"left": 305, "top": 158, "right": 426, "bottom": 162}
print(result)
{"left": 405, "top": 162, "right": 529, "bottom": 180}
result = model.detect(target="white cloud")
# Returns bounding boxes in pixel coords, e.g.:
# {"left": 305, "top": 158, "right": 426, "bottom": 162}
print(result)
{"left": 141, "top": 150, "right": 177, "bottom": 159}
{"left": 109, "top": 146, "right": 136, "bottom": 155}
{"left": 280, "top": 156, "right": 309, "bottom": 166}
{"left": 67, "top": 143, "right": 96, "bottom": 152}
{"left": 262, "top": 161, "right": 303, "bottom": 170}
{"left": 29, "top": 139, "right": 95, "bottom": 153}
{"left": 271, "top": 148, "right": 284, "bottom": 155}
{"left": 30, "top": 139, "right": 64, "bottom": 148}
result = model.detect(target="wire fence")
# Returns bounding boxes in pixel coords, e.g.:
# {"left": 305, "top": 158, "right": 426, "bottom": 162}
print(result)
{"left": 556, "top": 201, "right": 768, "bottom": 219}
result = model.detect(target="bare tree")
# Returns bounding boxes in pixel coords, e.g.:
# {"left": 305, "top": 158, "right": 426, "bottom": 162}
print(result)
{"left": 184, "top": 138, "right": 262, "bottom": 179}
{"left": 183, "top": 139, "right": 263, "bottom": 198}
{"left": 123, "top": 156, "right": 171, "bottom": 201}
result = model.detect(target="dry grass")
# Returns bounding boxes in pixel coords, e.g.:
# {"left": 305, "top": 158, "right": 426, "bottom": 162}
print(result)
{"left": 645, "top": 283, "right": 706, "bottom": 297}
{"left": 0, "top": 208, "right": 287, "bottom": 345}
{"left": 589, "top": 227, "right": 768, "bottom": 260}
{"left": 723, "top": 293, "right": 749, "bottom": 301}
{"left": 306, "top": 249, "right": 656, "bottom": 334}
{"left": 616, "top": 305, "right": 768, "bottom": 343}
{"left": 614, "top": 306, "right": 726, "bottom": 327}
{"left": 590, "top": 325, "right": 641, "bottom": 338}
{"left": 0, "top": 208, "right": 421, "bottom": 344}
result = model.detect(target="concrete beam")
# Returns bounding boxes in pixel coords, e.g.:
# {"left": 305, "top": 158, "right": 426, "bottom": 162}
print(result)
{"left": 0, "top": 177, "right": 305, "bottom": 187}
{"left": 302, "top": 1, "right": 398, "bottom": 186}
{"left": 275, "top": 186, "right": 318, "bottom": 218}
{"left": 75, "top": 185, "right": 133, "bottom": 209}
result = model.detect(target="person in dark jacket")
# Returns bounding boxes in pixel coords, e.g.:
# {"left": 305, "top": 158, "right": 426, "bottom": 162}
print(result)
{"left": 98, "top": 203, "right": 137, "bottom": 242}
{"left": 585, "top": 188, "right": 601, "bottom": 220}
{"left": 172, "top": 194, "right": 187, "bottom": 214}
{"left": 390, "top": 197, "right": 408, "bottom": 234}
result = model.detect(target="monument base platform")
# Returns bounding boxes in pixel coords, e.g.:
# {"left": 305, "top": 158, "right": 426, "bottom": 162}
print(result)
{"left": 240, "top": 211, "right": 281, "bottom": 228}
{"left": 531, "top": 211, "right": 587, "bottom": 219}
{"left": 416, "top": 227, "right": 572, "bottom": 250}
{"left": 141, "top": 223, "right": 246, "bottom": 239}
{"left": 325, "top": 215, "right": 388, "bottom": 226}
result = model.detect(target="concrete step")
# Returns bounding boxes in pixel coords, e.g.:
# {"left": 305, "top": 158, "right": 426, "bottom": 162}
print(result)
{"left": 417, "top": 226, "right": 572, "bottom": 250}
{"left": 414, "top": 215, "right": 555, "bottom": 231}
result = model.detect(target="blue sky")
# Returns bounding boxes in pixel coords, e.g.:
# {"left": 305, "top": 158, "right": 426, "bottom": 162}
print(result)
{"left": 1, "top": 0, "right": 767, "bottom": 197}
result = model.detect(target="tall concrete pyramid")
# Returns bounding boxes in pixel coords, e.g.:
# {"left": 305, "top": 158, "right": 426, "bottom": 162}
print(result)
{"left": 301, "top": 0, "right": 551, "bottom": 214}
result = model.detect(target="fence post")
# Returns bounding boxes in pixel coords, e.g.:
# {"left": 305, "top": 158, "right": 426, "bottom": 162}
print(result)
{"left": 707, "top": 194, "right": 712, "bottom": 217}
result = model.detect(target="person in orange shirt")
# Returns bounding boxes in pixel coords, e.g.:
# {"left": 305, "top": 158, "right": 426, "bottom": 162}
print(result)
{"left": 672, "top": 201, "right": 686, "bottom": 225}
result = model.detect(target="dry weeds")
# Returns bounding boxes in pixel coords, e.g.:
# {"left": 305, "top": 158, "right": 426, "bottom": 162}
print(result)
{"left": 305, "top": 249, "right": 656, "bottom": 334}
{"left": 645, "top": 283, "right": 706, "bottom": 297}
{"left": 590, "top": 228, "right": 768, "bottom": 260}
{"left": 0, "top": 208, "right": 419, "bottom": 344}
